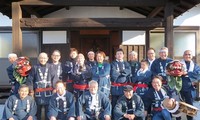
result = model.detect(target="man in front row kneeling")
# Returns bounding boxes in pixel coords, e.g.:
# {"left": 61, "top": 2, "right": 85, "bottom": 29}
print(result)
{"left": 77, "top": 80, "right": 112, "bottom": 120}
{"left": 114, "top": 85, "right": 145, "bottom": 120}
{"left": 3, "top": 84, "right": 37, "bottom": 120}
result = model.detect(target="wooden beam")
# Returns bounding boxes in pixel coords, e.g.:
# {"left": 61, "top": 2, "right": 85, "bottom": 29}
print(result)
{"left": 12, "top": 2, "right": 22, "bottom": 56}
{"left": 19, "top": 0, "right": 167, "bottom": 7}
{"left": 148, "top": 7, "right": 164, "bottom": 18}
{"left": 20, "top": 18, "right": 164, "bottom": 29}
{"left": 164, "top": 2, "right": 174, "bottom": 58}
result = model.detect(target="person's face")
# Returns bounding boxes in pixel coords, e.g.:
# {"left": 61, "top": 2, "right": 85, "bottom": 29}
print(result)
{"left": 183, "top": 51, "right": 193, "bottom": 62}
{"left": 128, "top": 54, "right": 137, "bottom": 61}
{"left": 88, "top": 52, "right": 95, "bottom": 61}
{"left": 152, "top": 78, "right": 162, "bottom": 91}
{"left": 96, "top": 53, "right": 104, "bottom": 63}
{"left": 77, "top": 54, "right": 85, "bottom": 65}
{"left": 141, "top": 62, "right": 148, "bottom": 70}
{"left": 70, "top": 51, "right": 78, "bottom": 59}
{"left": 51, "top": 51, "right": 61, "bottom": 63}
{"left": 9, "top": 56, "right": 17, "bottom": 64}
{"left": 56, "top": 83, "right": 66, "bottom": 96}
{"left": 159, "top": 51, "right": 168, "bottom": 60}
{"left": 124, "top": 90, "right": 133, "bottom": 99}
{"left": 116, "top": 51, "right": 124, "bottom": 61}
{"left": 147, "top": 49, "right": 155, "bottom": 60}
{"left": 18, "top": 87, "right": 29, "bottom": 99}
{"left": 89, "top": 83, "right": 98, "bottom": 95}
{"left": 38, "top": 53, "right": 48, "bottom": 65}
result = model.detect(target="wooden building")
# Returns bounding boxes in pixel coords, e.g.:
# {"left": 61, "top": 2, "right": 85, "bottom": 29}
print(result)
{"left": 0, "top": 0, "right": 199, "bottom": 62}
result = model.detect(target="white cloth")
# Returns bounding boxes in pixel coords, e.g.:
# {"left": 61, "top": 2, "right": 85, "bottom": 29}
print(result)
{"left": 90, "top": 94, "right": 98, "bottom": 110}
{"left": 180, "top": 60, "right": 194, "bottom": 72}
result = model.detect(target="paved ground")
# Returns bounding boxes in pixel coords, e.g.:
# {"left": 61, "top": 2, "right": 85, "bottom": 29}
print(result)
{"left": 0, "top": 101, "right": 200, "bottom": 119}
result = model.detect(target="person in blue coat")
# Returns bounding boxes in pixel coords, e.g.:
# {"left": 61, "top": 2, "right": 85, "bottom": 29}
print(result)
{"left": 6, "top": 53, "right": 18, "bottom": 95}
{"left": 62, "top": 48, "right": 78, "bottom": 93}
{"left": 48, "top": 80, "right": 75, "bottom": 120}
{"left": 128, "top": 51, "right": 141, "bottom": 82}
{"left": 77, "top": 80, "right": 112, "bottom": 120}
{"left": 91, "top": 51, "right": 111, "bottom": 97}
{"left": 50, "top": 50, "right": 63, "bottom": 88}
{"left": 85, "top": 50, "right": 96, "bottom": 69}
{"left": 3, "top": 84, "right": 37, "bottom": 120}
{"left": 110, "top": 48, "right": 131, "bottom": 108}
{"left": 132, "top": 59, "right": 152, "bottom": 100}
{"left": 144, "top": 75, "right": 172, "bottom": 120}
{"left": 151, "top": 47, "right": 173, "bottom": 85}
{"left": 179, "top": 50, "right": 200, "bottom": 120}
{"left": 114, "top": 85, "right": 145, "bottom": 120}
{"left": 27, "top": 52, "right": 56, "bottom": 120}
{"left": 70, "top": 53, "right": 92, "bottom": 99}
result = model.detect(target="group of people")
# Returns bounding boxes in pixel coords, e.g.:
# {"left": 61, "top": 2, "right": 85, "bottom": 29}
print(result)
{"left": 3, "top": 46, "right": 200, "bottom": 120}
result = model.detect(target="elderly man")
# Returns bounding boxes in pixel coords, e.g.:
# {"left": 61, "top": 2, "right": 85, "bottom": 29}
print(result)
{"left": 179, "top": 50, "right": 200, "bottom": 120}
{"left": 7, "top": 53, "right": 18, "bottom": 95}
{"left": 77, "top": 80, "right": 112, "bottom": 120}
{"left": 27, "top": 52, "right": 56, "bottom": 120}
{"left": 48, "top": 80, "right": 75, "bottom": 120}
{"left": 3, "top": 84, "right": 37, "bottom": 120}
{"left": 114, "top": 85, "right": 145, "bottom": 120}
{"left": 151, "top": 47, "right": 173, "bottom": 85}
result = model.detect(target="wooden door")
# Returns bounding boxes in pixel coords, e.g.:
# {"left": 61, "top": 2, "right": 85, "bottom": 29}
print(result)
{"left": 80, "top": 37, "right": 110, "bottom": 58}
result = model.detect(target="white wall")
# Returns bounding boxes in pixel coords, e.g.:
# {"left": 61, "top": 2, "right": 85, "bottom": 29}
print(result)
{"left": 45, "top": 7, "right": 145, "bottom": 18}
{"left": 122, "top": 31, "right": 145, "bottom": 45}
{"left": 174, "top": 3, "right": 200, "bottom": 26}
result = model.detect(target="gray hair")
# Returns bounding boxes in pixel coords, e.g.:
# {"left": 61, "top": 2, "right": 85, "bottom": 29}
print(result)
{"left": 8, "top": 53, "right": 17, "bottom": 59}
{"left": 88, "top": 80, "right": 98, "bottom": 87}
{"left": 129, "top": 51, "right": 138, "bottom": 56}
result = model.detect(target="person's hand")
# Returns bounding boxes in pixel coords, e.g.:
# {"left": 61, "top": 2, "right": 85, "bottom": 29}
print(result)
{"left": 50, "top": 116, "right": 57, "bottom": 120}
{"left": 77, "top": 116, "right": 82, "bottom": 120}
{"left": 27, "top": 116, "right": 33, "bottom": 120}
{"left": 144, "top": 111, "right": 148, "bottom": 117}
{"left": 128, "top": 114, "right": 135, "bottom": 120}
{"left": 104, "top": 115, "right": 111, "bottom": 120}
{"left": 123, "top": 113, "right": 129, "bottom": 118}
{"left": 68, "top": 117, "right": 75, "bottom": 120}
{"left": 9, "top": 117, "right": 15, "bottom": 120}
{"left": 52, "top": 89, "right": 57, "bottom": 93}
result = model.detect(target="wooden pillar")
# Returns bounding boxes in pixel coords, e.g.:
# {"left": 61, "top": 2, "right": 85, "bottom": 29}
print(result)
{"left": 164, "top": 2, "right": 174, "bottom": 58}
{"left": 145, "top": 30, "right": 150, "bottom": 59}
{"left": 12, "top": 2, "right": 22, "bottom": 56}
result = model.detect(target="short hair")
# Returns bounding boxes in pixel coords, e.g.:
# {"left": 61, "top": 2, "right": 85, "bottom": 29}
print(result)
{"left": 8, "top": 53, "right": 17, "bottom": 59}
{"left": 129, "top": 51, "right": 138, "bottom": 56}
{"left": 159, "top": 47, "right": 168, "bottom": 53}
{"left": 87, "top": 50, "right": 95, "bottom": 55}
{"left": 96, "top": 51, "right": 106, "bottom": 58}
{"left": 19, "top": 84, "right": 29, "bottom": 90}
{"left": 88, "top": 80, "right": 98, "bottom": 87}
{"left": 148, "top": 48, "right": 156, "bottom": 52}
{"left": 152, "top": 75, "right": 163, "bottom": 82}
{"left": 116, "top": 48, "right": 124, "bottom": 54}
{"left": 55, "top": 80, "right": 66, "bottom": 88}
{"left": 38, "top": 52, "right": 48, "bottom": 58}
{"left": 52, "top": 49, "right": 61, "bottom": 55}
{"left": 141, "top": 59, "right": 149, "bottom": 65}
{"left": 70, "top": 48, "right": 78, "bottom": 54}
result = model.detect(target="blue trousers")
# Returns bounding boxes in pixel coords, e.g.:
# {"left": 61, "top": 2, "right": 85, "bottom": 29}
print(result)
{"left": 180, "top": 90, "right": 193, "bottom": 120}
{"left": 152, "top": 109, "right": 171, "bottom": 120}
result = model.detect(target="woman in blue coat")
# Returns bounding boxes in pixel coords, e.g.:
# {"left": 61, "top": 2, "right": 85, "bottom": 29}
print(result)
{"left": 91, "top": 51, "right": 111, "bottom": 97}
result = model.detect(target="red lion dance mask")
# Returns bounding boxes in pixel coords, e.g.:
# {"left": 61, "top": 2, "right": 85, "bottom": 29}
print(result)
{"left": 166, "top": 60, "right": 185, "bottom": 77}
{"left": 13, "top": 57, "right": 32, "bottom": 84}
